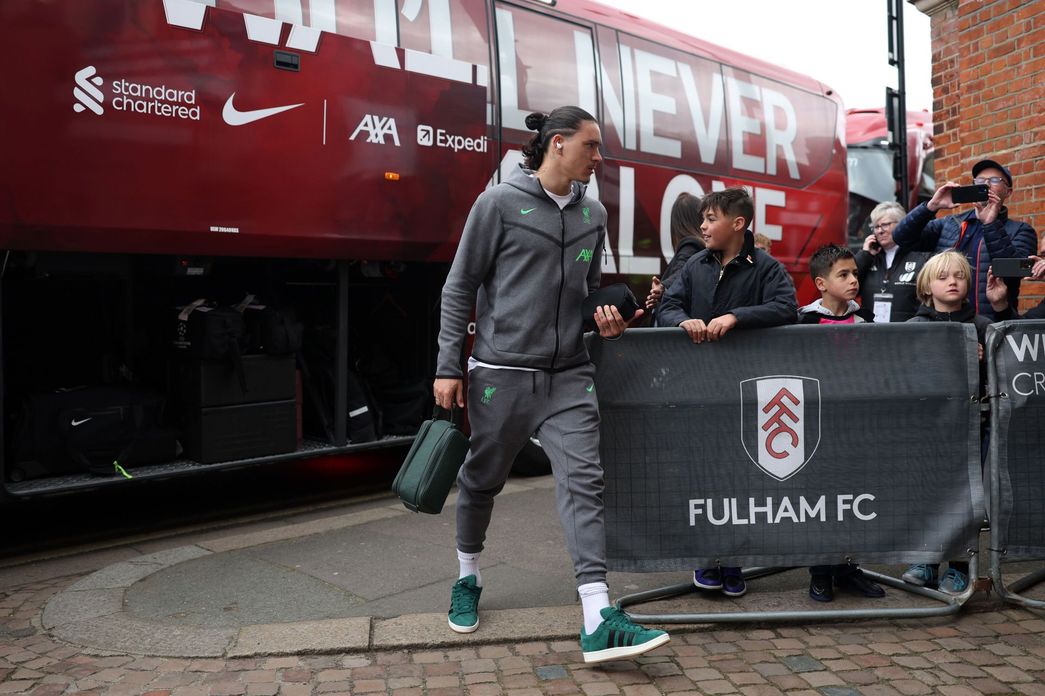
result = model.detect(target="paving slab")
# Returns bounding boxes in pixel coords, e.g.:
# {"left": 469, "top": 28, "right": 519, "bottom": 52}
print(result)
{"left": 229, "top": 616, "right": 371, "bottom": 657}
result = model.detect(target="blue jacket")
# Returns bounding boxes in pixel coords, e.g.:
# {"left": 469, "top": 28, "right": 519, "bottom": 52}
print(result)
{"left": 892, "top": 203, "right": 1037, "bottom": 319}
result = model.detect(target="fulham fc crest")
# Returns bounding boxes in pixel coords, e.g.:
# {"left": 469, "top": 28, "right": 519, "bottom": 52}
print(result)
{"left": 740, "top": 376, "right": 821, "bottom": 481}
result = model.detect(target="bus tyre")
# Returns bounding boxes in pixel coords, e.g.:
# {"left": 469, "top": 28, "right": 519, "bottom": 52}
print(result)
{"left": 512, "top": 437, "right": 551, "bottom": 477}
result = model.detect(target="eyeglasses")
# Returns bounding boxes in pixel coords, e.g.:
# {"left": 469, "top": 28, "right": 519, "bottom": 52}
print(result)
{"left": 872, "top": 221, "right": 897, "bottom": 231}
{"left": 973, "top": 176, "right": 1007, "bottom": 186}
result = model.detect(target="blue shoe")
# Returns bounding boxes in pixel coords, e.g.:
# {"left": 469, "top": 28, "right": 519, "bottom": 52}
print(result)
{"left": 693, "top": 567, "right": 722, "bottom": 590}
{"left": 937, "top": 568, "right": 969, "bottom": 596}
{"left": 448, "top": 575, "right": 482, "bottom": 633}
{"left": 580, "top": 607, "right": 670, "bottom": 664}
{"left": 721, "top": 568, "right": 746, "bottom": 597}
{"left": 901, "top": 563, "right": 938, "bottom": 588}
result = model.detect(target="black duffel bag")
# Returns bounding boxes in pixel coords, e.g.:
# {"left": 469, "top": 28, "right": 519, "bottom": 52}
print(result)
{"left": 11, "top": 385, "right": 180, "bottom": 480}
{"left": 174, "top": 299, "right": 249, "bottom": 391}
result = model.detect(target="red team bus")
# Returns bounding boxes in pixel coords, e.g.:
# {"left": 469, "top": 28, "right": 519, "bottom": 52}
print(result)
{"left": 0, "top": 0, "right": 847, "bottom": 496}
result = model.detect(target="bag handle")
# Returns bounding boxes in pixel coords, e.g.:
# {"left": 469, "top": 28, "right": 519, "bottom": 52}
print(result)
{"left": 432, "top": 404, "right": 462, "bottom": 428}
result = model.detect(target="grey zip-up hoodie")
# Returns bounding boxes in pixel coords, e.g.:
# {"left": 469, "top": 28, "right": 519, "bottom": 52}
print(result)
{"left": 436, "top": 165, "right": 606, "bottom": 378}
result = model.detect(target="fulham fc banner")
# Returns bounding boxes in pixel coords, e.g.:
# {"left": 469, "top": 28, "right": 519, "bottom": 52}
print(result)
{"left": 987, "top": 320, "right": 1045, "bottom": 559}
{"left": 590, "top": 324, "right": 984, "bottom": 570}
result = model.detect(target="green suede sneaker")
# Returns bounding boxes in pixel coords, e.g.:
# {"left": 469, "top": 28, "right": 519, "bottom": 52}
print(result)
{"left": 580, "top": 606, "right": 670, "bottom": 663}
{"left": 448, "top": 575, "right": 482, "bottom": 633}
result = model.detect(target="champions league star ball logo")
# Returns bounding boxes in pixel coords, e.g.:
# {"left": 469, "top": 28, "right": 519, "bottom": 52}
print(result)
{"left": 740, "top": 376, "right": 821, "bottom": 481}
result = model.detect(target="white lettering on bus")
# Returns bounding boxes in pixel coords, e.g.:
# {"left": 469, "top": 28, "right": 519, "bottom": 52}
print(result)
{"left": 634, "top": 48, "right": 680, "bottom": 158}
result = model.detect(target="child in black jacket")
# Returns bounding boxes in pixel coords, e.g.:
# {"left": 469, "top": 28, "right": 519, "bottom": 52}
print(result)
{"left": 656, "top": 188, "right": 797, "bottom": 598}
{"left": 902, "top": 250, "right": 990, "bottom": 596}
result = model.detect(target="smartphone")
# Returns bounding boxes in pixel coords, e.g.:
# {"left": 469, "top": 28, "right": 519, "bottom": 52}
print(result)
{"left": 951, "top": 184, "right": 990, "bottom": 204}
{"left": 992, "top": 257, "right": 1034, "bottom": 278}
{"left": 869, "top": 239, "right": 881, "bottom": 251}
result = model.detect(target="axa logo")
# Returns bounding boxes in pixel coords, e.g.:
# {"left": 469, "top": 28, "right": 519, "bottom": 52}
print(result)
{"left": 73, "top": 66, "right": 104, "bottom": 115}
{"left": 350, "top": 114, "right": 400, "bottom": 146}
{"left": 576, "top": 249, "right": 593, "bottom": 263}
{"left": 740, "top": 376, "right": 821, "bottom": 481}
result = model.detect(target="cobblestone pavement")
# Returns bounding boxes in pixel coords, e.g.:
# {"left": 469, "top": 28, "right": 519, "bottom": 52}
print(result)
{"left": 4, "top": 573, "right": 1045, "bottom": 695}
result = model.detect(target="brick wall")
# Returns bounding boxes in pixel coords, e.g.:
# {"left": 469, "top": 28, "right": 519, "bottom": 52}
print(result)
{"left": 915, "top": 0, "right": 1044, "bottom": 311}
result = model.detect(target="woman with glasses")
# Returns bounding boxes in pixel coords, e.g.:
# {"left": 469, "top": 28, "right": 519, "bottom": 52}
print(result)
{"left": 855, "top": 201, "right": 931, "bottom": 322}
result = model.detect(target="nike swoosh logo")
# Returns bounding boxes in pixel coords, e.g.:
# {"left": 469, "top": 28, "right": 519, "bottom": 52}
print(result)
{"left": 222, "top": 93, "right": 304, "bottom": 126}
{"left": 586, "top": 384, "right": 594, "bottom": 393}
{"left": 520, "top": 208, "right": 536, "bottom": 215}
{"left": 71, "top": 418, "right": 92, "bottom": 426}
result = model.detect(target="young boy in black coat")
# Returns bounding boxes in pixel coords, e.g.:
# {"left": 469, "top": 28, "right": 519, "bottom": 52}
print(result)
{"left": 657, "top": 187, "right": 797, "bottom": 597}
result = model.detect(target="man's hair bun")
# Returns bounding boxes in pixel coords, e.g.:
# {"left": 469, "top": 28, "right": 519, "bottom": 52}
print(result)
{"left": 525, "top": 112, "right": 548, "bottom": 132}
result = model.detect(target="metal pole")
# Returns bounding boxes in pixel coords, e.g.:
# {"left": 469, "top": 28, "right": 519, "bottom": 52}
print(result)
{"left": 334, "top": 260, "right": 349, "bottom": 446}
{"left": 888, "top": 0, "right": 910, "bottom": 207}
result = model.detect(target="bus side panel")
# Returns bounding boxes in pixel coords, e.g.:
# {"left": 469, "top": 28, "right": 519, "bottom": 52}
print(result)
{"left": 0, "top": 0, "right": 491, "bottom": 262}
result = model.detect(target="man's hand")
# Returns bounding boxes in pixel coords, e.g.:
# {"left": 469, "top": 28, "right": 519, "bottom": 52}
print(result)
{"left": 680, "top": 318, "right": 708, "bottom": 343}
{"left": 707, "top": 313, "right": 738, "bottom": 341}
{"left": 645, "top": 276, "right": 664, "bottom": 310}
{"left": 434, "top": 378, "right": 464, "bottom": 410}
{"left": 595, "top": 304, "right": 645, "bottom": 338}
{"left": 862, "top": 233, "right": 880, "bottom": 254}
{"left": 976, "top": 190, "right": 1003, "bottom": 225}
{"left": 1031, "top": 255, "right": 1045, "bottom": 281}
{"left": 986, "top": 268, "right": 1010, "bottom": 312}
{"left": 927, "top": 182, "right": 959, "bottom": 212}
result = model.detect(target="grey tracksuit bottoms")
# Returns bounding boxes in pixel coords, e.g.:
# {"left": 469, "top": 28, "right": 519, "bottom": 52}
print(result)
{"left": 456, "top": 362, "right": 607, "bottom": 586}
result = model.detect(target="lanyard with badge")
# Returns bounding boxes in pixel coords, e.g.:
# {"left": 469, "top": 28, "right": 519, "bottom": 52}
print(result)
{"left": 872, "top": 250, "right": 896, "bottom": 323}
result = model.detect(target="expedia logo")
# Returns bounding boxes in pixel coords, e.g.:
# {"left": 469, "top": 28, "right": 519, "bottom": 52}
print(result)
{"left": 740, "top": 376, "right": 821, "bottom": 481}
{"left": 415, "top": 122, "right": 488, "bottom": 153}
{"left": 73, "top": 66, "right": 104, "bottom": 115}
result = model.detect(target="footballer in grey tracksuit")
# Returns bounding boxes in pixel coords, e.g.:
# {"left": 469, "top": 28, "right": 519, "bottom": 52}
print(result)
{"left": 436, "top": 164, "right": 608, "bottom": 585}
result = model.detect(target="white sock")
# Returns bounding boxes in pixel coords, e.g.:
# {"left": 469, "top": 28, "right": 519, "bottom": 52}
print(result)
{"left": 578, "top": 582, "right": 611, "bottom": 634}
{"left": 457, "top": 550, "right": 482, "bottom": 586}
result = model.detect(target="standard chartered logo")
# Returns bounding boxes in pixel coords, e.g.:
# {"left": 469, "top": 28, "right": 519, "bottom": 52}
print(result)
{"left": 73, "top": 66, "right": 104, "bottom": 115}
{"left": 72, "top": 65, "right": 200, "bottom": 120}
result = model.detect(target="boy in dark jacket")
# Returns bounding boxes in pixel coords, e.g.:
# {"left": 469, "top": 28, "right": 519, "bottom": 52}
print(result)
{"left": 657, "top": 188, "right": 796, "bottom": 338}
{"left": 798, "top": 245, "right": 866, "bottom": 325}
{"left": 901, "top": 250, "right": 990, "bottom": 595}
{"left": 798, "top": 245, "right": 886, "bottom": 602}
{"left": 657, "top": 187, "right": 797, "bottom": 597}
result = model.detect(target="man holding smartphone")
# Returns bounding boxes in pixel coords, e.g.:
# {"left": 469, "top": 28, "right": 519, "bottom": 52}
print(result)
{"left": 892, "top": 158, "right": 1037, "bottom": 319}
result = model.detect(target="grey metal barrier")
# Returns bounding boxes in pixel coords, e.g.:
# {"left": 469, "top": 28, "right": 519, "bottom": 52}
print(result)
{"left": 590, "top": 324, "right": 986, "bottom": 623}
{"left": 986, "top": 319, "right": 1045, "bottom": 609}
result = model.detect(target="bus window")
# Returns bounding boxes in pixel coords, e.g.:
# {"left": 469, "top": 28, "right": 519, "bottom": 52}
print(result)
{"left": 397, "top": 0, "right": 490, "bottom": 85}
{"left": 494, "top": 3, "right": 597, "bottom": 135}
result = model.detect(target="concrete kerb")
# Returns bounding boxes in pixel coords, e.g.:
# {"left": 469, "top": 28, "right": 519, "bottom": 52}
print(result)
{"left": 39, "top": 473, "right": 1023, "bottom": 659}
{"left": 39, "top": 476, "right": 596, "bottom": 658}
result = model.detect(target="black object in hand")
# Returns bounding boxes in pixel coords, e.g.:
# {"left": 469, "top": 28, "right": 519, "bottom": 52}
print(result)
{"left": 582, "top": 283, "right": 638, "bottom": 332}
{"left": 992, "top": 258, "right": 1034, "bottom": 278}
{"left": 951, "top": 184, "right": 990, "bottom": 204}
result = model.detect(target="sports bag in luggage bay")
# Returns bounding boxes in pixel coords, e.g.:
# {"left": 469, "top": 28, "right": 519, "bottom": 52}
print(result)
{"left": 391, "top": 408, "right": 469, "bottom": 514}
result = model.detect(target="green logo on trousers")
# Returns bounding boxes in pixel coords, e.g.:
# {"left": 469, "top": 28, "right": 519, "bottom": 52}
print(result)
{"left": 481, "top": 386, "right": 497, "bottom": 404}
